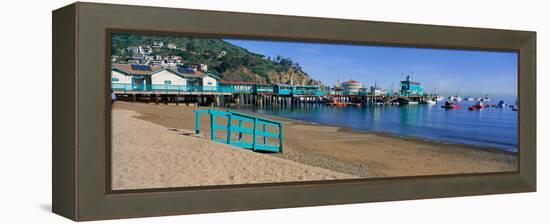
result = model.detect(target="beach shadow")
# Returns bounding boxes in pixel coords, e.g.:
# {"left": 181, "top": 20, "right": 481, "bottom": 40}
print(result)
{"left": 167, "top": 128, "right": 208, "bottom": 139}
{"left": 39, "top": 203, "right": 52, "bottom": 212}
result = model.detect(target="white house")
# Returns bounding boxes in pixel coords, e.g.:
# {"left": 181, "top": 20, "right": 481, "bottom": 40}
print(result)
{"left": 153, "top": 42, "right": 164, "bottom": 48}
{"left": 141, "top": 46, "right": 152, "bottom": 54}
{"left": 111, "top": 64, "right": 162, "bottom": 91}
{"left": 126, "top": 46, "right": 140, "bottom": 54}
{"left": 177, "top": 68, "right": 220, "bottom": 91}
{"left": 150, "top": 69, "right": 187, "bottom": 86}
{"left": 111, "top": 67, "right": 135, "bottom": 91}
{"left": 201, "top": 74, "right": 218, "bottom": 90}
{"left": 112, "top": 64, "right": 222, "bottom": 92}
{"left": 167, "top": 43, "right": 177, "bottom": 49}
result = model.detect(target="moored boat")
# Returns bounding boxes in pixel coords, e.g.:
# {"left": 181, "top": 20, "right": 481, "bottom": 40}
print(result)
{"left": 420, "top": 99, "right": 436, "bottom": 104}
{"left": 448, "top": 95, "right": 462, "bottom": 102}
{"left": 442, "top": 101, "right": 462, "bottom": 109}
{"left": 469, "top": 101, "right": 489, "bottom": 110}
{"left": 481, "top": 94, "right": 491, "bottom": 102}
{"left": 475, "top": 101, "right": 489, "bottom": 108}
{"left": 497, "top": 100, "right": 506, "bottom": 108}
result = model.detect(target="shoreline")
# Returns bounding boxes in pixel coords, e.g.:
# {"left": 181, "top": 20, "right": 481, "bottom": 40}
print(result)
{"left": 228, "top": 107, "right": 518, "bottom": 156}
{"left": 113, "top": 101, "right": 517, "bottom": 179}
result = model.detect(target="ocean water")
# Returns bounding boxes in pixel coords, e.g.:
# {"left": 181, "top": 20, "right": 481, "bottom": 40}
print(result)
{"left": 233, "top": 97, "right": 518, "bottom": 152}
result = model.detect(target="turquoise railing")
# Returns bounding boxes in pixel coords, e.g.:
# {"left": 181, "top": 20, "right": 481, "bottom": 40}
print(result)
{"left": 112, "top": 83, "right": 134, "bottom": 91}
{"left": 112, "top": 82, "right": 394, "bottom": 97}
{"left": 255, "top": 85, "right": 275, "bottom": 94}
{"left": 194, "top": 109, "right": 283, "bottom": 153}
{"left": 222, "top": 85, "right": 255, "bottom": 94}
{"left": 111, "top": 83, "right": 232, "bottom": 93}
{"left": 277, "top": 89, "right": 292, "bottom": 95}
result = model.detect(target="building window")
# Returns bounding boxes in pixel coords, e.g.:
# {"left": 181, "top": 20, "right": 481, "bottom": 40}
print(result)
{"left": 164, "top": 80, "right": 172, "bottom": 85}
{"left": 207, "top": 82, "right": 213, "bottom": 85}
{"left": 111, "top": 77, "right": 119, "bottom": 82}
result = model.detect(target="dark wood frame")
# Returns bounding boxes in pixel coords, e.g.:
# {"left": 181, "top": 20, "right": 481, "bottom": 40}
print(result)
{"left": 53, "top": 2, "right": 536, "bottom": 221}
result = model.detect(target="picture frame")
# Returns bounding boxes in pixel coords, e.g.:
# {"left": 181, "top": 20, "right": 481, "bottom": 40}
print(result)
{"left": 52, "top": 2, "right": 536, "bottom": 221}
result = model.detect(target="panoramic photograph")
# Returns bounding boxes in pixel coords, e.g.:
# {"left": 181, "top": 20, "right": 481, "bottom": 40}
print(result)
{"left": 110, "top": 33, "right": 518, "bottom": 190}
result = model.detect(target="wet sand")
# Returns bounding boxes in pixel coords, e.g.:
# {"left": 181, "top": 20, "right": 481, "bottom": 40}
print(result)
{"left": 112, "top": 101, "right": 517, "bottom": 189}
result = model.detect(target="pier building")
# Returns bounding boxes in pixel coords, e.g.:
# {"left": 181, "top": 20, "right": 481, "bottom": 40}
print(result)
{"left": 342, "top": 80, "right": 364, "bottom": 95}
{"left": 400, "top": 75, "right": 424, "bottom": 96}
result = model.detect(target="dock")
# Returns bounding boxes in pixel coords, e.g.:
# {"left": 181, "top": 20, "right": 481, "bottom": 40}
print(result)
{"left": 113, "top": 83, "right": 436, "bottom": 107}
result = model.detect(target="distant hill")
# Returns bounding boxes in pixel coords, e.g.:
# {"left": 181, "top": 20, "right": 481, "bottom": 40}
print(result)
{"left": 111, "top": 34, "right": 321, "bottom": 86}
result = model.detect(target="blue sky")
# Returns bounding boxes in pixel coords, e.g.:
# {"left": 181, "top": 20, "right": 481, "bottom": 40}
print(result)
{"left": 225, "top": 39, "right": 518, "bottom": 97}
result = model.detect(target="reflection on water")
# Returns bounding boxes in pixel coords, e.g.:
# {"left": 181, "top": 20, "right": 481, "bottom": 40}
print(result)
{"left": 232, "top": 98, "right": 518, "bottom": 152}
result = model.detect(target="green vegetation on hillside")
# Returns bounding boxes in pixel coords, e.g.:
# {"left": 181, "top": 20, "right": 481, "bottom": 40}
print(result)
{"left": 111, "top": 34, "right": 320, "bottom": 85}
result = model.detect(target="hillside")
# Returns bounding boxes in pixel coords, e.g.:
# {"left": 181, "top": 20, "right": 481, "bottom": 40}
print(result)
{"left": 111, "top": 34, "right": 321, "bottom": 85}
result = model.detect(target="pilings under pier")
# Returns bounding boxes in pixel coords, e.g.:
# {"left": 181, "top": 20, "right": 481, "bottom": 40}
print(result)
{"left": 114, "top": 92, "right": 433, "bottom": 108}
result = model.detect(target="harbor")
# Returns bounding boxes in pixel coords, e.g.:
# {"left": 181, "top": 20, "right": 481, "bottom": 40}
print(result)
{"left": 235, "top": 96, "right": 519, "bottom": 152}
{"left": 111, "top": 64, "right": 518, "bottom": 152}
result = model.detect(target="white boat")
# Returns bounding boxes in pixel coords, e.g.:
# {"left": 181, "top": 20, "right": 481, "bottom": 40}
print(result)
{"left": 464, "top": 97, "right": 475, "bottom": 101}
{"left": 420, "top": 99, "right": 436, "bottom": 104}
{"left": 497, "top": 100, "right": 506, "bottom": 108}
{"left": 400, "top": 101, "right": 419, "bottom": 105}
{"left": 448, "top": 95, "right": 462, "bottom": 102}
{"left": 481, "top": 95, "right": 491, "bottom": 102}
{"left": 449, "top": 89, "right": 463, "bottom": 102}
{"left": 475, "top": 101, "right": 485, "bottom": 108}
{"left": 435, "top": 96, "right": 445, "bottom": 101}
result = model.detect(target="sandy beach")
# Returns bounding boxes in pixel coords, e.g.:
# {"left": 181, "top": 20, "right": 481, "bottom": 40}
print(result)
{"left": 112, "top": 108, "right": 355, "bottom": 190}
{"left": 112, "top": 101, "right": 517, "bottom": 189}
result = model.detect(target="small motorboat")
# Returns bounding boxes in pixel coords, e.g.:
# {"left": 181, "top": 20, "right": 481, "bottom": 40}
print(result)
{"left": 474, "top": 101, "right": 489, "bottom": 109}
{"left": 481, "top": 95, "right": 491, "bottom": 102}
{"left": 420, "top": 99, "right": 436, "bottom": 105}
{"left": 465, "top": 97, "right": 475, "bottom": 101}
{"left": 442, "top": 101, "right": 462, "bottom": 109}
{"left": 448, "top": 95, "right": 462, "bottom": 102}
{"left": 497, "top": 100, "right": 507, "bottom": 108}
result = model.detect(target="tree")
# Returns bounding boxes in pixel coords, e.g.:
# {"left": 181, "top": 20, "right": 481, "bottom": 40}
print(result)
{"left": 185, "top": 42, "right": 197, "bottom": 52}
{"left": 293, "top": 62, "right": 301, "bottom": 70}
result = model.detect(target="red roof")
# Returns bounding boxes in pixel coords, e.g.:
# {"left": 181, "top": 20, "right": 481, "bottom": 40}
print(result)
{"left": 343, "top": 80, "right": 361, "bottom": 84}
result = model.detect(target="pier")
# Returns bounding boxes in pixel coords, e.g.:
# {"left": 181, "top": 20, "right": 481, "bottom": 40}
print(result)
{"left": 113, "top": 84, "right": 435, "bottom": 107}
{"left": 111, "top": 66, "right": 436, "bottom": 107}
